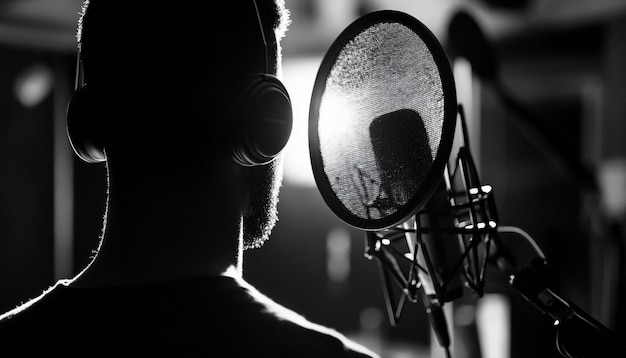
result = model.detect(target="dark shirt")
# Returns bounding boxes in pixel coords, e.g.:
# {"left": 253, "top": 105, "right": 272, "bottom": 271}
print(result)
{"left": 0, "top": 274, "right": 379, "bottom": 357}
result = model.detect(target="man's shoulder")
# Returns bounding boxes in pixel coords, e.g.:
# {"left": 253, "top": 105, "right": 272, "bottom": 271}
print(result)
{"left": 235, "top": 277, "right": 380, "bottom": 357}
{"left": 0, "top": 281, "right": 62, "bottom": 325}
{"left": 0, "top": 276, "right": 381, "bottom": 357}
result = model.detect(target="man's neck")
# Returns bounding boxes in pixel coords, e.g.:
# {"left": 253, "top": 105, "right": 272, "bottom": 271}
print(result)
{"left": 70, "top": 160, "right": 246, "bottom": 288}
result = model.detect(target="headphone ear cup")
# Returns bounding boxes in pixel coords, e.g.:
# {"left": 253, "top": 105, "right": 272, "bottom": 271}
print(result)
{"left": 66, "top": 84, "right": 106, "bottom": 163}
{"left": 230, "top": 74, "right": 293, "bottom": 167}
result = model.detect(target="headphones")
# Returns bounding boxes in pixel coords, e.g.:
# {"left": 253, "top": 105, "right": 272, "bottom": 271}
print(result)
{"left": 66, "top": 0, "right": 293, "bottom": 166}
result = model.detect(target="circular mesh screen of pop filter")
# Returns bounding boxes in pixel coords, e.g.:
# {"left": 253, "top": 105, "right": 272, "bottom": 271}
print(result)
{"left": 309, "top": 10, "right": 457, "bottom": 230}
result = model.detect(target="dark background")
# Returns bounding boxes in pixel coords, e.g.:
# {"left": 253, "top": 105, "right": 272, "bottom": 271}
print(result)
{"left": 1, "top": 1, "right": 625, "bottom": 357}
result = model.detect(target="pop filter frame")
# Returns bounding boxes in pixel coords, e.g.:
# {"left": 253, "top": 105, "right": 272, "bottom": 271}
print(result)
{"left": 309, "top": 10, "right": 458, "bottom": 231}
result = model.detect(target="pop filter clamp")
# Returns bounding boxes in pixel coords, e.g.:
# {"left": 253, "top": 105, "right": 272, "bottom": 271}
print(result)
{"left": 309, "top": 10, "right": 625, "bottom": 358}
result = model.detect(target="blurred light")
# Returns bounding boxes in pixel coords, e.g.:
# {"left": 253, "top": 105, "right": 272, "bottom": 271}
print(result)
{"left": 598, "top": 158, "right": 626, "bottom": 219}
{"left": 453, "top": 57, "right": 481, "bottom": 171}
{"left": 13, "top": 63, "right": 54, "bottom": 107}
{"left": 476, "top": 294, "right": 511, "bottom": 358}
{"left": 356, "top": 306, "right": 385, "bottom": 357}
{"left": 281, "top": 56, "right": 323, "bottom": 187}
{"left": 326, "top": 226, "right": 352, "bottom": 283}
{"left": 317, "top": 89, "right": 357, "bottom": 151}
{"left": 359, "top": 306, "right": 384, "bottom": 330}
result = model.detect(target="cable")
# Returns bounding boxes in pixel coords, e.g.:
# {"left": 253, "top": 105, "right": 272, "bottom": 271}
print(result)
{"left": 498, "top": 225, "right": 547, "bottom": 262}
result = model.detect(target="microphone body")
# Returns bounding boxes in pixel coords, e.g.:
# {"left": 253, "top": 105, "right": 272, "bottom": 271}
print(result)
{"left": 369, "top": 108, "right": 433, "bottom": 209}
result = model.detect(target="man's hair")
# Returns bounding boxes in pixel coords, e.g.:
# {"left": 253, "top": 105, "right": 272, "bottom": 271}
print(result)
{"left": 76, "top": 0, "right": 290, "bottom": 98}
{"left": 77, "top": 1, "right": 290, "bottom": 51}
{"left": 74, "top": 0, "right": 291, "bottom": 151}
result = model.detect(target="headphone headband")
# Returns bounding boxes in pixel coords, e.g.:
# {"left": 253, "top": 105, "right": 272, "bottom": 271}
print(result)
{"left": 252, "top": 0, "right": 269, "bottom": 74}
{"left": 66, "top": 0, "right": 293, "bottom": 166}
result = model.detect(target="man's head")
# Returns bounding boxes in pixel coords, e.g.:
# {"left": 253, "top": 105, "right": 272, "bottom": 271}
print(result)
{"left": 73, "top": 0, "right": 291, "bottom": 248}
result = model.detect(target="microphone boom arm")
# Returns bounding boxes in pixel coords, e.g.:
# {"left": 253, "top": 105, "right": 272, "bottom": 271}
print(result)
{"left": 495, "top": 233, "right": 626, "bottom": 358}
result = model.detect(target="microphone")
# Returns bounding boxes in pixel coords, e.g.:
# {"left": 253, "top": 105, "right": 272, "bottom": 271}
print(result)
{"left": 368, "top": 109, "right": 463, "bottom": 351}
{"left": 309, "top": 9, "right": 626, "bottom": 358}
{"left": 369, "top": 109, "right": 432, "bottom": 208}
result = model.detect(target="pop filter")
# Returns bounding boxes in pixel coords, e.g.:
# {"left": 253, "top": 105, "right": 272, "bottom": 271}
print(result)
{"left": 309, "top": 10, "right": 462, "bottom": 355}
{"left": 309, "top": 10, "right": 457, "bottom": 232}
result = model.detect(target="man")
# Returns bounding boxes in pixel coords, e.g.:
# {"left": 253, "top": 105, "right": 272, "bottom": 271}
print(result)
{"left": 0, "top": 1, "right": 379, "bottom": 356}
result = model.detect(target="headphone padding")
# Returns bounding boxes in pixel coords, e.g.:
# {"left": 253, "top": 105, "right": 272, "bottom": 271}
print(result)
{"left": 230, "top": 74, "right": 293, "bottom": 167}
{"left": 66, "top": 84, "right": 106, "bottom": 163}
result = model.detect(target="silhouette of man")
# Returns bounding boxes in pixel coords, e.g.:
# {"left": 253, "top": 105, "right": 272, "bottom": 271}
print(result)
{"left": 0, "top": 1, "right": 380, "bottom": 356}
